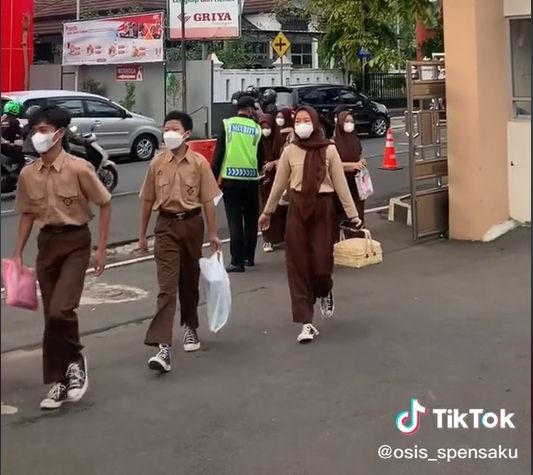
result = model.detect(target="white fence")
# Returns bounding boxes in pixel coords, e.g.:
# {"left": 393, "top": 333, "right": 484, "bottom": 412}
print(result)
{"left": 211, "top": 55, "right": 345, "bottom": 103}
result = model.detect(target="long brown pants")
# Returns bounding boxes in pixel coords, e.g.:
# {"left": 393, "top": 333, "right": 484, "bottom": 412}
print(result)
{"left": 145, "top": 214, "right": 204, "bottom": 346}
{"left": 36, "top": 225, "right": 91, "bottom": 384}
{"left": 285, "top": 192, "right": 337, "bottom": 324}
{"left": 260, "top": 178, "right": 288, "bottom": 245}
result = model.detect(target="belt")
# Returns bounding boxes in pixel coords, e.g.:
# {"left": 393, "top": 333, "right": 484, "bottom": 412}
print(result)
{"left": 41, "top": 224, "right": 88, "bottom": 234}
{"left": 159, "top": 208, "right": 201, "bottom": 220}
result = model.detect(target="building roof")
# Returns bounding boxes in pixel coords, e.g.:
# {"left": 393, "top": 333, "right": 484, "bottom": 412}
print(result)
{"left": 243, "top": 0, "right": 279, "bottom": 14}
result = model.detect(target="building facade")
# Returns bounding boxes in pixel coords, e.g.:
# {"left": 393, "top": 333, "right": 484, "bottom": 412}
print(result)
{"left": 443, "top": 0, "right": 530, "bottom": 240}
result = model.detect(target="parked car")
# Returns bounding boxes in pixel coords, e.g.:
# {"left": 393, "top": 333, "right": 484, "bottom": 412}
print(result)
{"left": 259, "top": 84, "right": 390, "bottom": 138}
{"left": 1, "top": 90, "right": 162, "bottom": 161}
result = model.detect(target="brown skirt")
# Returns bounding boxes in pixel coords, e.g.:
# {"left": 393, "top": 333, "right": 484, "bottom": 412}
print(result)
{"left": 260, "top": 177, "right": 288, "bottom": 245}
{"left": 285, "top": 192, "right": 337, "bottom": 323}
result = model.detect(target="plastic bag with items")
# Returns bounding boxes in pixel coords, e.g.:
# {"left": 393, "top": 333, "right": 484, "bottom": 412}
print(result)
{"left": 1, "top": 258, "right": 38, "bottom": 311}
{"left": 199, "top": 252, "right": 231, "bottom": 333}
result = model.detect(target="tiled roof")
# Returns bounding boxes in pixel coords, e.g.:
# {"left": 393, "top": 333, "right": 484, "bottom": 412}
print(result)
{"left": 242, "top": 0, "right": 279, "bottom": 14}
{"left": 34, "top": 0, "right": 165, "bottom": 19}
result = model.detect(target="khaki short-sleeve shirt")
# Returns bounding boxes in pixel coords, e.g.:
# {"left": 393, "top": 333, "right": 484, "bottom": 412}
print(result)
{"left": 15, "top": 151, "right": 111, "bottom": 226}
{"left": 140, "top": 147, "right": 220, "bottom": 212}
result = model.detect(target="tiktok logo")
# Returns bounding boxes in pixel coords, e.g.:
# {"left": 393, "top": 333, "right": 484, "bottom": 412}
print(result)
{"left": 395, "top": 398, "right": 428, "bottom": 435}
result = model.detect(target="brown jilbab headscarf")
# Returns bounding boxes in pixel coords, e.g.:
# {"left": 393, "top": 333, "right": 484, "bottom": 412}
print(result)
{"left": 334, "top": 111, "right": 362, "bottom": 167}
{"left": 292, "top": 106, "right": 332, "bottom": 221}
{"left": 259, "top": 114, "right": 284, "bottom": 164}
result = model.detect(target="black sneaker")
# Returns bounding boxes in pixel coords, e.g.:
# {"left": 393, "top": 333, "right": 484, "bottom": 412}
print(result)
{"left": 244, "top": 259, "right": 255, "bottom": 267}
{"left": 319, "top": 291, "right": 335, "bottom": 318}
{"left": 148, "top": 344, "right": 171, "bottom": 372}
{"left": 183, "top": 326, "right": 201, "bottom": 352}
{"left": 226, "top": 264, "right": 245, "bottom": 273}
{"left": 66, "top": 355, "right": 89, "bottom": 402}
{"left": 40, "top": 381, "right": 68, "bottom": 410}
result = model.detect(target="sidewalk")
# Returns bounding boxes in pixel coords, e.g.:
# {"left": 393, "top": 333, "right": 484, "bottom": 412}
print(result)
{"left": 1, "top": 214, "right": 530, "bottom": 475}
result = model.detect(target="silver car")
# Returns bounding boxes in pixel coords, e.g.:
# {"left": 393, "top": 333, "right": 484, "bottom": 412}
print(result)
{"left": 1, "top": 90, "right": 162, "bottom": 161}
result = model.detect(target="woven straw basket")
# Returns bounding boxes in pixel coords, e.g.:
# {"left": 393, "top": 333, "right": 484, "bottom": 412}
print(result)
{"left": 334, "top": 228, "right": 383, "bottom": 268}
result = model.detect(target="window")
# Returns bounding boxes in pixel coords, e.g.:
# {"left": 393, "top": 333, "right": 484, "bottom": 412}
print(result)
{"left": 249, "top": 42, "right": 268, "bottom": 60}
{"left": 22, "top": 99, "right": 47, "bottom": 118}
{"left": 47, "top": 98, "right": 84, "bottom": 117}
{"left": 290, "top": 43, "right": 312, "bottom": 68}
{"left": 299, "top": 87, "right": 328, "bottom": 105}
{"left": 510, "top": 18, "right": 531, "bottom": 118}
{"left": 84, "top": 99, "right": 123, "bottom": 118}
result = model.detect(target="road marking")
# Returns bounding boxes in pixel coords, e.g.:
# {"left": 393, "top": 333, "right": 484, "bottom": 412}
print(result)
{"left": 1, "top": 402, "right": 18, "bottom": 415}
{"left": 0, "top": 205, "right": 390, "bottom": 295}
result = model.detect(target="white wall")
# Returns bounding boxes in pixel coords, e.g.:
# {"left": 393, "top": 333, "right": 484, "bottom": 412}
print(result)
{"left": 504, "top": 0, "right": 531, "bottom": 16}
{"left": 507, "top": 120, "right": 531, "bottom": 222}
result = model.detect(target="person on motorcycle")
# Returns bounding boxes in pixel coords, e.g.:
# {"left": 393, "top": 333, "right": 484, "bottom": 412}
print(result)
{"left": 1, "top": 100, "right": 23, "bottom": 143}
{"left": 260, "top": 88, "right": 278, "bottom": 115}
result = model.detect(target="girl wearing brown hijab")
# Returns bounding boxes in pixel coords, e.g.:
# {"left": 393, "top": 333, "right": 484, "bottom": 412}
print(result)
{"left": 259, "top": 107, "right": 361, "bottom": 343}
{"left": 334, "top": 111, "right": 367, "bottom": 234}
{"left": 275, "top": 108, "right": 295, "bottom": 145}
{"left": 259, "top": 114, "right": 287, "bottom": 252}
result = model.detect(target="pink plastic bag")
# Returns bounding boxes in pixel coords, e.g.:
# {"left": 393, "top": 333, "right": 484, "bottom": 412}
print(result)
{"left": 2, "top": 259, "right": 38, "bottom": 311}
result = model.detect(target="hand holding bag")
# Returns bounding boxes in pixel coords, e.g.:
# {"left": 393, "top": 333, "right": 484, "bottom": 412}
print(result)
{"left": 355, "top": 166, "right": 374, "bottom": 200}
{"left": 334, "top": 228, "right": 383, "bottom": 268}
{"left": 199, "top": 252, "right": 231, "bottom": 333}
{"left": 1, "top": 259, "right": 38, "bottom": 311}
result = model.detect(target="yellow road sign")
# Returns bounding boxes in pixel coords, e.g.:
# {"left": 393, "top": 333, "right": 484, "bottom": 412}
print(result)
{"left": 272, "top": 32, "right": 290, "bottom": 58}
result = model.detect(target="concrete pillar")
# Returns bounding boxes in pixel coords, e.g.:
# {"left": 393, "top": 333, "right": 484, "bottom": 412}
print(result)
{"left": 442, "top": 0, "right": 510, "bottom": 240}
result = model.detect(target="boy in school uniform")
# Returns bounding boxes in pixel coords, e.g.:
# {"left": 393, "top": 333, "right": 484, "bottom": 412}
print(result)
{"left": 13, "top": 106, "right": 112, "bottom": 410}
{"left": 138, "top": 111, "right": 221, "bottom": 373}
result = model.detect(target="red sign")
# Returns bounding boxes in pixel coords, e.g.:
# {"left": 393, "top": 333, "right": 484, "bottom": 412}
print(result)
{"left": 1, "top": 0, "right": 34, "bottom": 91}
{"left": 116, "top": 65, "right": 144, "bottom": 82}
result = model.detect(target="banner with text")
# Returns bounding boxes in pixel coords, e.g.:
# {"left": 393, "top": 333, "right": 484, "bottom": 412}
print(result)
{"left": 168, "top": 0, "right": 240, "bottom": 40}
{"left": 62, "top": 12, "right": 164, "bottom": 66}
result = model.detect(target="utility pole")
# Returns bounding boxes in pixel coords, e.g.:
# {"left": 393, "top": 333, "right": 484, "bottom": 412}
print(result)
{"left": 180, "top": 0, "right": 187, "bottom": 111}
{"left": 74, "top": 0, "right": 80, "bottom": 91}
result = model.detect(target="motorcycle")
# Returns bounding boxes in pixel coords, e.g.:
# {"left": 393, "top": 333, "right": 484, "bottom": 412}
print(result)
{"left": 1, "top": 140, "right": 25, "bottom": 194}
{"left": 68, "top": 126, "right": 119, "bottom": 193}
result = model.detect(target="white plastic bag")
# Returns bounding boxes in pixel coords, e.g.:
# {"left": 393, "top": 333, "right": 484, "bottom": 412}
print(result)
{"left": 199, "top": 252, "right": 231, "bottom": 333}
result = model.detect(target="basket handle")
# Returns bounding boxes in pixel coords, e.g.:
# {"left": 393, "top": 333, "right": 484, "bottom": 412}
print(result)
{"left": 362, "top": 228, "right": 375, "bottom": 255}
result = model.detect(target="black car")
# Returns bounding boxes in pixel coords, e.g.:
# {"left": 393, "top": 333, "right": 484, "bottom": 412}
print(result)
{"left": 259, "top": 84, "right": 390, "bottom": 138}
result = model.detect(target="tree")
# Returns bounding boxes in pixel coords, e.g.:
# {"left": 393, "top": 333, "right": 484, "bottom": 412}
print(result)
{"left": 308, "top": 0, "right": 434, "bottom": 76}
{"left": 119, "top": 82, "right": 136, "bottom": 111}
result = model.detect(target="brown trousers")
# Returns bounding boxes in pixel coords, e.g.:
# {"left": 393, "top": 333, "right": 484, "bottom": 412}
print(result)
{"left": 36, "top": 225, "right": 91, "bottom": 384}
{"left": 260, "top": 177, "right": 288, "bottom": 245}
{"left": 335, "top": 173, "right": 365, "bottom": 240}
{"left": 285, "top": 192, "right": 337, "bottom": 324}
{"left": 145, "top": 214, "right": 204, "bottom": 346}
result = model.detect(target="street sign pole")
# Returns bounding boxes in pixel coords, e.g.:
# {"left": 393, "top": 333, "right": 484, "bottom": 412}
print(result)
{"left": 180, "top": 0, "right": 187, "bottom": 111}
{"left": 280, "top": 55, "right": 283, "bottom": 86}
{"left": 272, "top": 32, "right": 290, "bottom": 86}
{"left": 361, "top": 57, "right": 366, "bottom": 94}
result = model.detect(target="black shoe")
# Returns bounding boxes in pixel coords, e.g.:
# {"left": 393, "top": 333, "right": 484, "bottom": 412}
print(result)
{"left": 244, "top": 259, "right": 255, "bottom": 267}
{"left": 66, "top": 355, "right": 89, "bottom": 402}
{"left": 226, "top": 264, "right": 245, "bottom": 273}
{"left": 40, "top": 381, "right": 68, "bottom": 410}
{"left": 148, "top": 345, "right": 171, "bottom": 372}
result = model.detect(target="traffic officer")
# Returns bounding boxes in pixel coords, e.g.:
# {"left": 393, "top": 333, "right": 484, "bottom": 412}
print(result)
{"left": 212, "top": 96, "right": 263, "bottom": 272}
{"left": 13, "top": 105, "right": 111, "bottom": 410}
{"left": 138, "top": 110, "right": 221, "bottom": 373}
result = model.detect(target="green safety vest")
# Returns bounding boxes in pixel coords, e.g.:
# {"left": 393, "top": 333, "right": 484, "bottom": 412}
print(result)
{"left": 220, "top": 116, "right": 261, "bottom": 180}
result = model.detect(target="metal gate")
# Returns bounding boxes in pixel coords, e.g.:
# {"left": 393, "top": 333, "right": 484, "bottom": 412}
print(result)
{"left": 405, "top": 59, "right": 448, "bottom": 240}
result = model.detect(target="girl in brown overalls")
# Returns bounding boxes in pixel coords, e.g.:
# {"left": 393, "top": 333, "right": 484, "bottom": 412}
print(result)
{"left": 333, "top": 110, "right": 367, "bottom": 239}
{"left": 259, "top": 114, "right": 287, "bottom": 252}
{"left": 259, "top": 107, "right": 361, "bottom": 343}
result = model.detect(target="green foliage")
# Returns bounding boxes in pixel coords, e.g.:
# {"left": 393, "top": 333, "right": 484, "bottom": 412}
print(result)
{"left": 308, "top": 0, "right": 434, "bottom": 73}
{"left": 80, "top": 78, "right": 106, "bottom": 96}
{"left": 211, "top": 41, "right": 267, "bottom": 69}
{"left": 119, "top": 83, "right": 136, "bottom": 111}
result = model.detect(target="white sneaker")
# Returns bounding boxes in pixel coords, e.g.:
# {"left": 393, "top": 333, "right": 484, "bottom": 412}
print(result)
{"left": 148, "top": 345, "right": 172, "bottom": 372}
{"left": 297, "top": 323, "right": 319, "bottom": 343}
{"left": 319, "top": 291, "right": 335, "bottom": 319}
{"left": 183, "top": 326, "right": 201, "bottom": 352}
{"left": 263, "top": 242, "right": 274, "bottom": 253}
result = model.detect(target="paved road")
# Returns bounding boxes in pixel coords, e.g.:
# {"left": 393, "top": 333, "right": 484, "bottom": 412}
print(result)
{"left": 1, "top": 216, "right": 530, "bottom": 475}
{"left": 0, "top": 128, "right": 410, "bottom": 263}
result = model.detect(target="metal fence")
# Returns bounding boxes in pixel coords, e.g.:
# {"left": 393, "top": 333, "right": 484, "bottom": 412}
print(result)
{"left": 355, "top": 72, "right": 407, "bottom": 109}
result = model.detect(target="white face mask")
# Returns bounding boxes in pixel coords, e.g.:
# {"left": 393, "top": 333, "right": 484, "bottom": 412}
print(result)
{"left": 275, "top": 117, "right": 285, "bottom": 127}
{"left": 31, "top": 131, "right": 60, "bottom": 154}
{"left": 294, "top": 123, "right": 314, "bottom": 140}
{"left": 343, "top": 122, "right": 355, "bottom": 134}
{"left": 163, "top": 131, "right": 184, "bottom": 150}
{"left": 262, "top": 128, "right": 272, "bottom": 138}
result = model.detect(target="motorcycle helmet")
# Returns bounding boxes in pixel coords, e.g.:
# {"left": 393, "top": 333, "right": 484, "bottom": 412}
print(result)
{"left": 261, "top": 88, "right": 277, "bottom": 105}
{"left": 245, "top": 85, "right": 260, "bottom": 99}
{"left": 3, "top": 100, "right": 23, "bottom": 117}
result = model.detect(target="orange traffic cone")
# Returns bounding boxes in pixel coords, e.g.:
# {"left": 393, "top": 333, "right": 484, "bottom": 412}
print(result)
{"left": 379, "top": 128, "right": 403, "bottom": 170}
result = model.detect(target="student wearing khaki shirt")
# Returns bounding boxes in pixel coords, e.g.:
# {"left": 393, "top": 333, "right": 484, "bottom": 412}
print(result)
{"left": 259, "top": 106, "right": 362, "bottom": 343}
{"left": 138, "top": 111, "right": 221, "bottom": 373}
{"left": 13, "top": 106, "right": 111, "bottom": 410}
